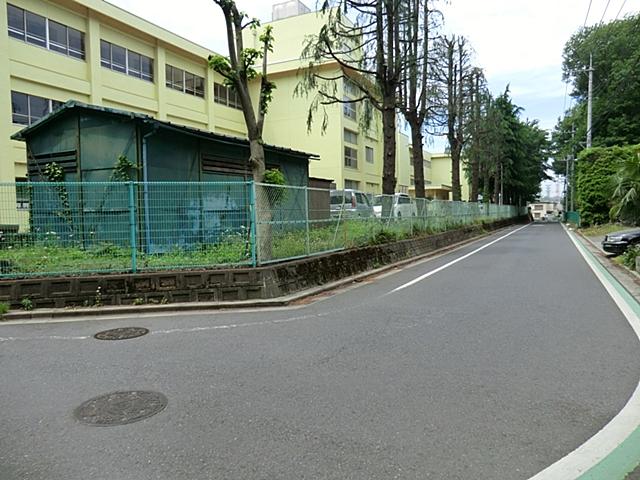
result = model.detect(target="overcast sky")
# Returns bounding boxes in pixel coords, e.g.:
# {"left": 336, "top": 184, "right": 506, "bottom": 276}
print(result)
{"left": 109, "top": 0, "right": 637, "bottom": 196}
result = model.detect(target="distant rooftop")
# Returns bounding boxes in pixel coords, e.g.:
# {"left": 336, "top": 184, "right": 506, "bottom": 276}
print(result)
{"left": 272, "top": 0, "right": 311, "bottom": 21}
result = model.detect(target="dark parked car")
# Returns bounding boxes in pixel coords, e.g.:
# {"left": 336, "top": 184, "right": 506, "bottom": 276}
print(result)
{"left": 601, "top": 229, "right": 640, "bottom": 255}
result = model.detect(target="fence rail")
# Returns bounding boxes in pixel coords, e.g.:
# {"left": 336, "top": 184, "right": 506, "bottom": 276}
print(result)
{"left": 0, "top": 181, "right": 520, "bottom": 279}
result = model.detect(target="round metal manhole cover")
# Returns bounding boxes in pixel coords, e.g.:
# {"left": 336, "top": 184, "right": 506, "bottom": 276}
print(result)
{"left": 94, "top": 327, "right": 149, "bottom": 341}
{"left": 74, "top": 391, "right": 168, "bottom": 426}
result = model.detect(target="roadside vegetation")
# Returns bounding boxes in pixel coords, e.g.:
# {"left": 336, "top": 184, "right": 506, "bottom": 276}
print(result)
{"left": 0, "top": 217, "right": 493, "bottom": 278}
{"left": 580, "top": 223, "right": 633, "bottom": 237}
{"left": 618, "top": 246, "right": 640, "bottom": 270}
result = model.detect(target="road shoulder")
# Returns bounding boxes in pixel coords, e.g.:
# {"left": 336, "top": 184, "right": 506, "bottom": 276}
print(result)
{"left": 532, "top": 226, "right": 640, "bottom": 480}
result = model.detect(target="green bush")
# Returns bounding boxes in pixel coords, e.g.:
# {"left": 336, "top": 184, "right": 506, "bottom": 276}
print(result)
{"left": 576, "top": 145, "right": 640, "bottom": 226}
{"left": 0, "top": 302, "right": 9, "bottom": 315}
{"left": 21, "top": 297, "right": 33, "bottom": 311}
{"left": 621, "top": 245, "right": 640, "bottom": 270}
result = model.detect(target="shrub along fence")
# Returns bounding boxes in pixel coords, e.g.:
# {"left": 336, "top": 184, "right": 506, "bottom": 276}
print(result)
{"left": 0, "top": 181, "right": 519, "bottom": 279}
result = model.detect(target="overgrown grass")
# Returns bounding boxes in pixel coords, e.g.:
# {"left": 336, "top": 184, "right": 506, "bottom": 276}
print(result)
{"left": 619, "top": 246, "right": 640, "bottom": 270}
{"left": 580, "top": 223, "right": 632, "bottom": 237}
{"left": 1, "top": 216, "right": 496, "bottom": 277}
{"left": 0, "top": 239, "right": 250, "bottom": 277}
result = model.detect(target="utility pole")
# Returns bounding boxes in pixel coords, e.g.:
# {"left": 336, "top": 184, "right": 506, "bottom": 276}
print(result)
{"left": 565, "top": 155, "right": 569, "bottom": 213}
{"left": 499, "top": 163, "right": 504, "bottom": 206}
{"left": 570, "top": 154, "right": 575, "bottom": 211}
{"left": 586, "top": 54, "right": 594, "bottom": 148}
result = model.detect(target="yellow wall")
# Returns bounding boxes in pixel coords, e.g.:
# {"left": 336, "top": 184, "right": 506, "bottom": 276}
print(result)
{"left": 1, "top": 0, "right": 254, "bottom": 190}
{"left": 430, "top": 153, "right": 471, "bottom": 201}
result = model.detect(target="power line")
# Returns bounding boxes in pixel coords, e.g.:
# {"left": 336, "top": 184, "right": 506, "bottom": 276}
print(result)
{"left": 615, "top": 0, "right": 628, "bottom": 20}
{"left": 562, "top": 0, "right": 596, "bottom": 121}
{"left": 600, "top": 0, "right": 612, "bottom": 23}
{"left": 566, "top": 3, "right": 634, "bottom": 117}
{"left": 583, "top": 0, "right": 594, "bottom": 26}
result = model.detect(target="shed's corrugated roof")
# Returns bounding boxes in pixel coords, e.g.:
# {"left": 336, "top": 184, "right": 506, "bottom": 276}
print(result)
{"left": 11, "top": 100, "right": 318, "bottom": 160}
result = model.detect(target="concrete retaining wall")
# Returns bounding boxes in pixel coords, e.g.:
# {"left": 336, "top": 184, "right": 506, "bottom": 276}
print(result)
{"left": 0, "top": 218, "right": 523, "bottom": 309}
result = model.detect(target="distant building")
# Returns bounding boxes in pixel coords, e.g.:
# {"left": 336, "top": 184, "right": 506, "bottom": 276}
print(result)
{"left": 528, "top": 202, "right": 563, "bottom": 221}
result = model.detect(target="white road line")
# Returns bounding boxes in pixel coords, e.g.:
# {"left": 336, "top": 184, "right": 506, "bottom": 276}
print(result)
{"left": 151, "top": 313, "right": 320, "bottom": 336}
{"left": 389, "top": 224, "right": 529, "bottom": 293}
{"left": 0, "top": 335, "right": 91, "bottom": 342}
{"left": 527, "top": 226, "right": 640, "bottom": 479}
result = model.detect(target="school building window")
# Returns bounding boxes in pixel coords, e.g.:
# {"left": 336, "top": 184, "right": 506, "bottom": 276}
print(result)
{"left": 344, "top": 146, "right": 358, "bottom": 169}
{"left": 344, "top": 179, "right": 360, "bottom": 190}
{"left": 15, "top": 178, "right": 30, "bottom": 210}
{"left": 100, "top": 40, "right": 154, "bottom": 82}
{"left": 343, "top": 97, "right": 357, "bottom": 121}
{"left": 214, "top": 82, "right": 242, "bottom": 109}
{"left": 7, "top": 4, "right": 85, "bottom": 60}
{"left": 11, "top": 91, "right": 63, "bottom": 126}
{"left": 365, "top": 146, "right": 374, "bottom": 163}
{"left": 166, "top": 65, "right": 205, "bottom": 98}
{"left": 344, "top": 129, "right": 358, "bottom": 145}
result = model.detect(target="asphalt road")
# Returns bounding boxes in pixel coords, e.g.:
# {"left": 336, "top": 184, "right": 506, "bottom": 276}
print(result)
{"left": 1, "top": 223, "right": 639, "bottom": 480}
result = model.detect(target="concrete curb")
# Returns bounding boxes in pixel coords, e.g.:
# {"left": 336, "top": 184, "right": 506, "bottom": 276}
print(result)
{"left": 0, "top": 225, "right": 514, "bottom": 323}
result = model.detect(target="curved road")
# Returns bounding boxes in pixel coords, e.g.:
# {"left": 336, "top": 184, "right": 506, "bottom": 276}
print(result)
{"left": 1, "top": 223, "right": 639, "bottom": 479}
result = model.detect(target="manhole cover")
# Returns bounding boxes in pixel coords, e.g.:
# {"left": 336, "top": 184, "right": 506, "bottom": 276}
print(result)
{"left": 94, "top": 327, "right": 149, "bottom": 340}
{"left": 74, "top": 391, "right": 167, "bottom": 426}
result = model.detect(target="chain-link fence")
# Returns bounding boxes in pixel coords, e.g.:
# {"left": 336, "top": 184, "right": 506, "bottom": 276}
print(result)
{"left": 254, "top": 185, "right": 520, "bottom": 264}
{"left": 0, "top": 182, "right": 520, "bottom": 278}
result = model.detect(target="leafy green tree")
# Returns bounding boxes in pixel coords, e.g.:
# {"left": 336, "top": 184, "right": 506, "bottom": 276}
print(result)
{"left": 609, "top": 145, "right": 640, "bottom": 224}
{"left": 470, "top": 89, "right": 549, "bottom": 205}
{"left": 575, "top": 146, "right": 627, "bottom": 225}
{"left": 554, "top": 14, "right": 640, "bottom": 155}
{"left": 209, "top": 0, "right": 275, "bottom": 183}
{"left": 209, "top": 0, "right": 276, "bottom": 261}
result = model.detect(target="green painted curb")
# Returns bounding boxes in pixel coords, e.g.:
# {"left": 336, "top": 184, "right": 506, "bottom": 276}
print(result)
{"left": 571, "top": 230, "right": 640, "bottom": 479}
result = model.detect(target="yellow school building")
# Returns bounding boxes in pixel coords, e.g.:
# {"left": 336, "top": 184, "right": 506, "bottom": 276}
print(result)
{"left": 1, "top": 0, "right": 463, "bottom": 226}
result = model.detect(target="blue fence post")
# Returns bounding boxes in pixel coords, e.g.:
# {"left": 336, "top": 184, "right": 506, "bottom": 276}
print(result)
{"left": 249, "top": 181, "right": 258, "bottom": 267}
{"left": 127, "top": 181, "right": 137, "bottom": 273}
{"left": 304, "top": 186, "right": 310, "bottom": 256}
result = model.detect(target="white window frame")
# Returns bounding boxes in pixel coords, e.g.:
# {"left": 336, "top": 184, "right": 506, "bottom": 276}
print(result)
{"left": 213, "top": 82, "right": 242, "bottom": 110}
{"left": 344, "top": 179, "right": 360, "bottom": 190}
{"left": 344, "top": 145, "right": 358, "bottom": 169}
{"left": 100, "top": 40, "right": 154, "bottom": 82}
{"left": 11, "top": 91, "right": 62, "bottom": 126}
{"left": 7, "top": 4, "right": 85, "bottom": 60}
{"left": 343, "top": 96, "right": 357, "bottom": 121}
{"left": 344, "top": 128, "right": 358, "bottom": 145}
{"left": 166, "top": 64, "right": 205, "bottom": 98}
{"left": 365, "top": 146, "right": 374, "bottom": 164}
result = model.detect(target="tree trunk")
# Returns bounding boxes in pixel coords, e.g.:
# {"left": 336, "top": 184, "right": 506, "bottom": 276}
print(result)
{"left": 451, "top": 143, "right": 462, "bottom": 201}
{"left": 410, "top": 125, "right": 426, "bottom": 199}
{"left": 249, "top": 138, "right": 272, "bottom": 263}
{"left": 470, "top": 154, "right": 479, "bottom": 201}
{"left": 382, "top": 103, "right": 397, "bottom": 195}
{"left": 493, "top": 161, "right": 500, "bottom": 204}
{"left": 470, "top": 74, "right": 481, "bottom": 202}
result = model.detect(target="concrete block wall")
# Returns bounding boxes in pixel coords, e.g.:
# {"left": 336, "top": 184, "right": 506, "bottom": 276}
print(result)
{"left": 0, "top": 218, "right": 522, "bottom": 310}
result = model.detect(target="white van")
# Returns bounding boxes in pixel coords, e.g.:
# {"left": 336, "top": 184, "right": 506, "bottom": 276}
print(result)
{"left": 372, "top": 193, "right": 417, "bottom": 218}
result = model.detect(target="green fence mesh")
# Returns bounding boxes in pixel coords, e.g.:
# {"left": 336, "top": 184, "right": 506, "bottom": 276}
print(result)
{"left": 0, "top": 182, "right": 520, "bottom": 278}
